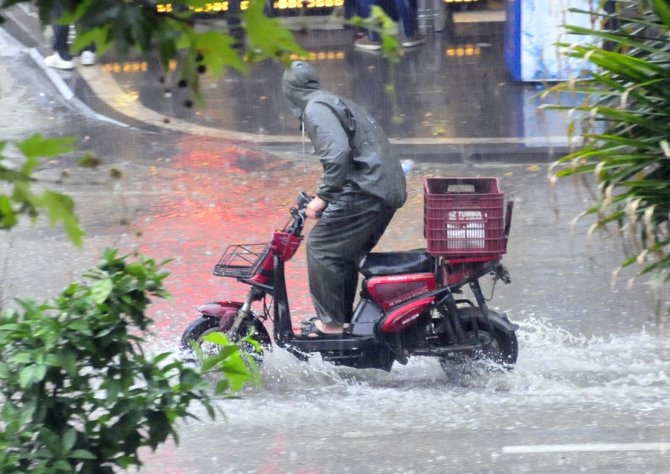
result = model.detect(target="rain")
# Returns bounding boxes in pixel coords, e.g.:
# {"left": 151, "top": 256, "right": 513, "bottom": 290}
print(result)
{"left": 1, "top": 1, "right": 669, "bottom": 473}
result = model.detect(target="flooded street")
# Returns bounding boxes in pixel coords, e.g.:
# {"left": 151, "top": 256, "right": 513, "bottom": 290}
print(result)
{"left": 120, "top": 139, "right": 668, "bottom": 473}
{"left": 2, "top": 10, "right": 669, "bottom": 472}
{"left": 135, "top": 328, "right": 670, "bottom": 473}
{"left": 2, "top": 130, "right": 669, "bottom": 472}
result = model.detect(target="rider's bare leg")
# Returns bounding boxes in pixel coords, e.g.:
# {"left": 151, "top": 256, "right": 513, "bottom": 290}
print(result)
{"left": 313, "top": 319, "right": 344, "bottom": 334}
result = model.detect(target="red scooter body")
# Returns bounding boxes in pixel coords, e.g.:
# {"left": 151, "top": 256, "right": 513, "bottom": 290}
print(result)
{"left": 181, "top": 188, "right": 519, "bottom": 373}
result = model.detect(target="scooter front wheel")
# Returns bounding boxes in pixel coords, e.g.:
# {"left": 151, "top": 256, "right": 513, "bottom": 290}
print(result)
{"left": 180, "top": 316, "right": 272, "bottom": 362}
{"left": 181, "top": 316, "right": 219, "bottom": 350}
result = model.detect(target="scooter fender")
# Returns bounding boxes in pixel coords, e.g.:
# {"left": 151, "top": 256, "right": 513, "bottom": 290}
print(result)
{"left": 479, "top": 311, "right": 520, "bottom": 336}
{"left": 196, "top": 301, "right": 243, "bottom": 331}
{"left": 380, "top": 297, "right": 435, "bottom": 334}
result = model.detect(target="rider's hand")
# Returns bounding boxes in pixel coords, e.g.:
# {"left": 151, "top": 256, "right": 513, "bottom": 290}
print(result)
{"left": 306, "top": 196, "right": 327, "bottom": 219}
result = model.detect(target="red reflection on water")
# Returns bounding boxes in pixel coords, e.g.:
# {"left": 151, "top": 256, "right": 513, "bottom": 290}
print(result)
{"left": 135, "top": 137, "right": 317, "bottom": 339}
{"left": 259, "top": 435, "right": 319, "bottom": 474}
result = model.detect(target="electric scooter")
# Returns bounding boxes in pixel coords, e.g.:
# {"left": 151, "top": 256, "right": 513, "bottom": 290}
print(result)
{"left": 180, "top": 177, "right": 518, "bottom": 374}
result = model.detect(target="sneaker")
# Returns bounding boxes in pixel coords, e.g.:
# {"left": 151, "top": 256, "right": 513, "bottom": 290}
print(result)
{"left": 401, "top": 35, "right": 425, "bottom": 48}
{"left": 80, "top": 50, "right": 96, "bottom": 66}
{"left": 44, "top": 52, "right": 74, "bottom": 70}
{"left": 354, "top": 37, "right": 382, "bottom": 51}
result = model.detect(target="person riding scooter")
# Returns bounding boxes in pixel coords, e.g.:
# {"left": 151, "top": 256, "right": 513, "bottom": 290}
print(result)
{"left": 281, "top": 61, "right": 407, "bottom": 338}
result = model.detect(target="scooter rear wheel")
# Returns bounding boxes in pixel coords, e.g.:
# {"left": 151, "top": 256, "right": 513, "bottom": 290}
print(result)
{"left": 439, "top": 307, "right": 518, "bottom": 377}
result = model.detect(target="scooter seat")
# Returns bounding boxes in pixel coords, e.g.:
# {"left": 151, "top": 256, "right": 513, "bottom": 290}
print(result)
{"left": 359, "top": 251, "right": 436, "bottom": 277}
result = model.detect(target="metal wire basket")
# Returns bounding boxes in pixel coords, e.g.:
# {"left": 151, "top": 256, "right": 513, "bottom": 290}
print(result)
{"left": 212, "top": 243, "right": 269, "bottom": 278}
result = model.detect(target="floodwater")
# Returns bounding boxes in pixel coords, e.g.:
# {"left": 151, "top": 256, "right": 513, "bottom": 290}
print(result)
{"left": 134, "top": 321, "right": 670, "bottom": 473}
{"left": 2, "top": 19, "right": 667, "bottom": 473}
{"left": 124, "top": 140, "right": 669, "bottom": 473}
{"left": 2, "top": 127, "right": 668, "bottom": 472}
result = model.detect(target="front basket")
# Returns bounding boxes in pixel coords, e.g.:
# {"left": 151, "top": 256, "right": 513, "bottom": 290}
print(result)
{"left": 212, "top": 243, "right": 269, "bottom": 278}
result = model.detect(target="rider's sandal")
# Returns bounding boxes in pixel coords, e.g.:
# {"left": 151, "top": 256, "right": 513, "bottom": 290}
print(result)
{"left": 300, "top": 321, "right": 344, "bottom": 338}
{"left": 300, "top": 316, "right": 317, "bottom": 326}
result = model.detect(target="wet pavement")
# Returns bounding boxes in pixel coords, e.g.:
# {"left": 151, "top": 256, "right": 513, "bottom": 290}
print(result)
{"left": 5, "top": 3, "right": 580, "bottom": 162}
{"left": 107, "top": 23, "right": 555, "bottom": 139}
{"left": 2, "top": 10, "right": 670, "bottom": 474}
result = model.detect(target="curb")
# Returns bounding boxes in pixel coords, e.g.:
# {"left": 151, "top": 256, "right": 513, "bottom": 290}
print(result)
{"left": 27, "top": 48, "right": 129, "bottom": 128}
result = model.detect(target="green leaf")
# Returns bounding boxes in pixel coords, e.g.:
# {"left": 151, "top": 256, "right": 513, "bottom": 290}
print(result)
{"left": 44, "top": 354, "right": 62, "bottom": 367}
{"left": 550, "top": 1, "right": 670, "bottom": 310}
{"left": 39, "top": 427, "right": 61, "bottom": 454}
{"left": 38, "top": 191, "right": 85, "bottom": 246}
{"left": 214, "top": 378, "right": 230, "bottom": 395}
{"left": 146, "top": 411, "right": 172, "bottom": 449}
{"left": 124, "top": 262, "right": 147, "bottom": 278}
{"left": 112, "top": 411, "right": 142, "bottom": 439}
{"left": 91, "top": 278, "right": 113, "bottom": 304}
{"left": 53, "top": 460, "right": 73, "bottom": 471}
{"left": 105, "top": 377, "right": 123, "bottom": 401}
{"left": 0, "top": 194, "right": 18, "bottom": 229}
{"left": 0, "top": 249, "right": 226, "bottom": 472}
{"left": 67, "top": 449, "right": 97, "bottom": 460}
{"left": 57, "top": 0, "right": 92, "bottom": 24}
{"left": 63, "top": 429, "right": 77, "bottom": 452}
{"left": 0, "top": 322, "right": 23, "bottom": 333}
{"left": 71, "top": 25, "right": 112, "bottom": 56}
{"left": 17, "top": 134, "right": 76, "bottom": 164}
{"left": 652, "top": 0, "right": 670, "bottom": 28}
{"left": 152, "top": 352, "right": 173, "bottom": 365}
{"left": 18, "top": 365, "right": 46, "bottom": 388}
{"left": 243, "top": 0, "right": 308, "bottom": 64}
{"left": 200, "top": 345, "right": 239, "bottom": 372}
{"left": 9, "top": 352, "right": 34, "bottom": 364}
{"left": 201, "top": 331, "right": 230, "bottom": 346}
{"left": 192, "top": 31, "right": 246, "bottom": 77}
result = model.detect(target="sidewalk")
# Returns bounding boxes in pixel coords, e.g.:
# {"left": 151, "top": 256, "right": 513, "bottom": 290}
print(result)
{"left": 3, "top": 6, "right": 578, "bottom": 163}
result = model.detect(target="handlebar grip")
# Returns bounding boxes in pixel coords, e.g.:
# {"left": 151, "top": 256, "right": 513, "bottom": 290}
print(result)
{"left": 296, "top": 192, "right": 324, "bottom": 218}
{"left": 297, "top": 192, "right": 313, "bottom": 210}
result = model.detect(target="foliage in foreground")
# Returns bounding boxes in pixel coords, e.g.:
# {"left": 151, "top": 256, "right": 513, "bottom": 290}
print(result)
{"left": 0, "top": 249, "right": 260, "bottom": 473}
{"left": 0, "top": 0, "right": 307, "bottom": 100}
{"left": 0, "top": 134, "right": 84, "bottom": 245}
{"left": 548, "top": 0, "right": 670, "bottom": 319}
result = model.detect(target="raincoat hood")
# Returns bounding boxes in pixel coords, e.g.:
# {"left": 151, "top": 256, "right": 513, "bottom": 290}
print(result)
{"left": 282, "top": 61, "right": 321, "bottom": 118}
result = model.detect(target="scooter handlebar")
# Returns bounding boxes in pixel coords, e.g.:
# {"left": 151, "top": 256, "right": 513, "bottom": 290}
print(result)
{"left": 296, "top": 192, "right": 322, "bottom": 218}
{"left": 296, "top": 192, "right": 312, "bottom": 211}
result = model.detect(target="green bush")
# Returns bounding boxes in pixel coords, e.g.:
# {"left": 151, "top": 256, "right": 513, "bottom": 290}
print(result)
{"left": 549, "top": 0, "right": 670, "bottom": 319}
{"left": 0, "top": 249, "right": 258, "bottom": 473}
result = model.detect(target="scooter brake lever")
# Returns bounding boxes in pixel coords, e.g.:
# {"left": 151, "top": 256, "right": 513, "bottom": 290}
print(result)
{"left": 296, "top": 192, "right": 313, "bottom": 210}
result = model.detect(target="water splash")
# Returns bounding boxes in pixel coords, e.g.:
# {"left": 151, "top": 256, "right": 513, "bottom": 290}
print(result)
{"left": 137, "top": 316, "right": 670, "bottom": 474}
{"left": 134, "top": 318, "right": 661, "bottom": 441}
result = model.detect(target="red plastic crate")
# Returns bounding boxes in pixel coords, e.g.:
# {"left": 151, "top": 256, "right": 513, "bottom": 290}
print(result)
{"left": 424, "top": 177, "right": 506, "bottom": 260}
